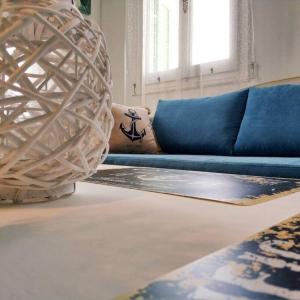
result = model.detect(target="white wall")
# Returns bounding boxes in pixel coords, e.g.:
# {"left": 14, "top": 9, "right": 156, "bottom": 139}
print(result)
{"left": 86, "top": 0, "right": 127, "bottom": 103}
{"left": 288, "top": 0, "right": 300, "bottom": 77}
{"left": 100, "top": 0, "right": 127, "bottom": 104}
{"left": 90, "top": 0, "right": 101, "bottom": 24}
{"left": 88, "top": 1, "right": 127, "bottom": 103}
{"left": 98, "top": 0, "right": 300, "bottom": 111}
{"left": 253, "top": 0, "right": 291, "bottom": 82}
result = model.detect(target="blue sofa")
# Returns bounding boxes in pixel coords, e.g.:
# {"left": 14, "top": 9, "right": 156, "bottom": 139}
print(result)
{"left": 105, "top": 84, "right": 300, "bottom": 179}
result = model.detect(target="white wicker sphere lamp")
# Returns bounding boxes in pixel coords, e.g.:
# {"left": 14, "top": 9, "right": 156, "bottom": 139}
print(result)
{"left": 0, "top": 0, "right": 114, "bottom": 203}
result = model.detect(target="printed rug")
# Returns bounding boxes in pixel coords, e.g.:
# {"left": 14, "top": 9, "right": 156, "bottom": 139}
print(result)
{"left": 116, "top": 213, "right": 300, "bottom": 300}
{"left": 85, "top": 167, "right": 300, "bottom": 205}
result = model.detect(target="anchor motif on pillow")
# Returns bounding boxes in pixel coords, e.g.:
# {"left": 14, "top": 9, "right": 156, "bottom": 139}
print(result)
{"left": 120, "top": 109, "right": 146, "bottom": 142}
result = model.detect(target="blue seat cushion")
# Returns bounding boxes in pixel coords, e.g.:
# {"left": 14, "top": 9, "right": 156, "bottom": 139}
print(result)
{"left": 152, "top": 90, "right": 249, "bottom": 155}
{"left": 104, "top": 154, "right": 300, "bottom": 179}
{"left": 235, "top": 85, "right": 300, "bottom": 156}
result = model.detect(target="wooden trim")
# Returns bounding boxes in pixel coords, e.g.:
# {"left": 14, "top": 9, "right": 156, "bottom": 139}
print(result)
{"left": 255, "top": 76, "right": 300, "bottom": 87}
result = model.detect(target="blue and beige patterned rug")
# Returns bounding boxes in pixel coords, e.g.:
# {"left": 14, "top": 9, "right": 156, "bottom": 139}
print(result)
{"left": 86, "top": 167, "right": 300, "bottom": 205}
{"left": 116, "top": 214, "right": 300, "bottom": 300}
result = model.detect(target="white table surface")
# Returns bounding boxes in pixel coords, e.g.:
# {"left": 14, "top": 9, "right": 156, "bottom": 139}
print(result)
{"left": 1, "top": 170, "right": 300, "bottom": 300}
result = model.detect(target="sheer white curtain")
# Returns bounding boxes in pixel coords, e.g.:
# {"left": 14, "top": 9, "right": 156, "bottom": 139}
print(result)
{"left": 126, "top": 0, "right": 256, "bottom": 112}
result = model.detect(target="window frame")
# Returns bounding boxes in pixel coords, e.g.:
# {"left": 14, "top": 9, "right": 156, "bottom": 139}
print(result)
{"left": 187, "top": 0, "right": 238, "bottom": 75}
{"left": 144, "top": 0, "right": 242, "bottom": 85}
{"left": 125, "top": 0, "right": 255, "bottom": 101}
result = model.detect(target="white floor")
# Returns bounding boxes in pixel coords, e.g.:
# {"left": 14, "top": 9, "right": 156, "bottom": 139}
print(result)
{"left": 0, "top": 181, "right": 300, "bottom": 300}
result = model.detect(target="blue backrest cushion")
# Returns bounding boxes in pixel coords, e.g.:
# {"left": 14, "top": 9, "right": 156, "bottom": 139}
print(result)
{"left": 235, "top": 84, "right": 300, "bottom": 156}
{"left": 152, "top": 89, "right": 249, "bottom": 155}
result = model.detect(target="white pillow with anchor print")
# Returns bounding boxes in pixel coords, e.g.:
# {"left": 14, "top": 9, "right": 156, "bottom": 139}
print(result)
{"left": 109, "top": 103, "right": 161, "bottom": 154}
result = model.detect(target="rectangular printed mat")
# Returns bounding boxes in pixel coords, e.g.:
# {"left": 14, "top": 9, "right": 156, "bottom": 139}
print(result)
{"left": 115, "top": 214, "right": 300, "bottom": 300}
{"left": 85, "top": 167, "right": 300, "bottom": 205}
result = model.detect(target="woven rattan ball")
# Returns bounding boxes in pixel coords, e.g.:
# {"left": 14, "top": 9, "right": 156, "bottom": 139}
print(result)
{"left": 0, "top": 0, "right": 114, "bottom": 203}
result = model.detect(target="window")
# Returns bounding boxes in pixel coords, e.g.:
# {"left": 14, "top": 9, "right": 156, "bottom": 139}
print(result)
{"left": 145, "top": 0, "right": 241, "bottom": 83}
{"left": 147, "top": 0, "right": 179, "bottom": 73}
{"left": 191, "top": 0, "right": 230, "bottom": 65}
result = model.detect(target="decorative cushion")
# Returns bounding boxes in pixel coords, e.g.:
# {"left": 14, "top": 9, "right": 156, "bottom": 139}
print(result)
{"left": 152, "top": 90, "right": 249, "bottom": 155}
{"left": 235, "top": 85, "right": 300, "bottom": 157}
{"left": 109, "top": 103, "right": 161, "bottom": 154}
